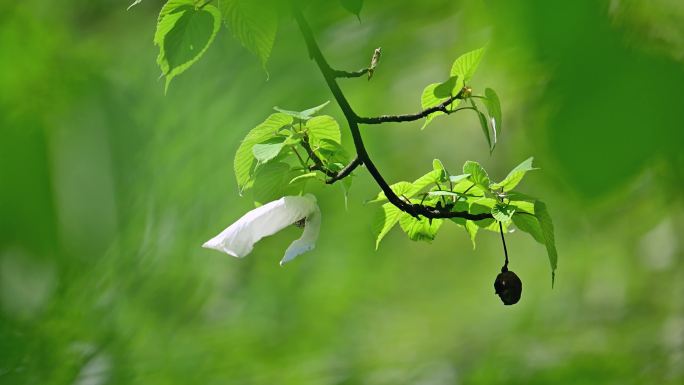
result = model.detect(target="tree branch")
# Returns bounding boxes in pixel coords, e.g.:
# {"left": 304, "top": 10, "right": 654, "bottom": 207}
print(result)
{"left": 325, "top": 155, "right": 362, "bottom": 184}
{"left": 292, "top": 4, "right": 493, "bottom": 221}
{"left": 357, "top": 95, "right": 474, "bottom": 124}
{"left": 333, "top": 68, "right": 370, "bottom": 78}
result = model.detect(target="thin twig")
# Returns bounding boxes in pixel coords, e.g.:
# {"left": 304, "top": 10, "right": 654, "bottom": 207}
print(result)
{"left": 326, "top": 156, "right": 362, "bottom": 184}
{"left": 356, "top": 96, "right": 474, "bottom": 124}
{"left": 333, "top": 68, "right": 370, "bottom": 78}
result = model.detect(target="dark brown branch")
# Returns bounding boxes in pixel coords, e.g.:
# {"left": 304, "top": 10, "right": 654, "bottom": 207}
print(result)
{"left": 326, "top": 155, "right": 362, "bottom": 184}
{"left": 333, "top": 68, "right": 370, "bottom": 78}
{"left": 292, "top": 4, "right": 493, "bottom": 221}
{"left": 299, "top": 135, "right": 337, "bottom": 178}
{"left": 357, "top": 94, "right": 472, "bottom": 124}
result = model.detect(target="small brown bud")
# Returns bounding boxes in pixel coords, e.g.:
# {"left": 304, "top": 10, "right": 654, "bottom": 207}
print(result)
{"left": 494, "top": 270, "right": 522, "bottom": 305}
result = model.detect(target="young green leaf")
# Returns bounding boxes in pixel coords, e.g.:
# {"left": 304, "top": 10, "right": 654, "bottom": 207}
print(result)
{"left": 462, "top": 161, "right": 490, "bottom": 191}
{"left": 450, "top": 46, "right": 486, "bottom": 85}
{"left": 465, "top": 220, "right": 478, "bottom": 249}
{"left": 306, "top": 115, "right": 341, "bottom": 147}
{"left": 219, "top": 0, "right": 277, "bottom": 70}
{"left": 289, "top": 172, "right": 319, "bottom": 185}
{"left": 490, "top": 157, "right": 537, "bottom": 192}
{"left": 251, "top": 161, "right": 290, "bottom": 205}
{"left": 534, "top": 200, "right": 558, "bottom": 286}
{"left": 155, "top": 0, "right": 222, "bottom": 91}
{"left": 234, "top": 113, "right": 293, "bottom": 193}
{"left": 483, "top": 88, "right": 502, "bottom": 136}
{"left": 433, "top": 76, "right": 458, "bottom": 98}
{"left": 491, "top": 202, "right": 515, "bottom": 222}
{"left": 420, "top": 83, "right": 460, "bottom": 129}
{"left": 399, "top": 213, "right": 443, "bottom": 242}
{"left": 252, "top": 137, "right": 286, "bottom": 163}
{"left": 274, "top": 101, "right": 330, "bottom": 121}
{"left": 449, "top": 173, "right": 471, "bottom": 184}
{"left": 375, "top": 203, "right": 403, "bottom": 249}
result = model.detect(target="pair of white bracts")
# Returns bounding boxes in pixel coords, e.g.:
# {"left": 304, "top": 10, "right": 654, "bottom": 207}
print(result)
{"left": 202, "top": 194, "right": 320, "bottom": 265}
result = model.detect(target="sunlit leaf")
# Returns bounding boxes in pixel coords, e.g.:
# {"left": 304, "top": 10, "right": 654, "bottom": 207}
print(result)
{"left": 219, "top": 0, "right": 277, "bottom": 70}
{"left": 490, "top": 157, "right": 537, "bottom": 192}
{"left": 155, "top": 0, "right": 222, "bottom": 91}
{"left": 375, "top": 203, "right": 403, "bottom": 249}
{"left": 450, "top": 46, "right": 486, "bottom": 85}
{"left": 368, "top": 181, "right": 413, "bottom": 204}
{"left": 449, "top": 173, "right": 471, "bottom": 184}
{"left": 251, "top": 161, "right": 290, "bottom": 205}
{"left": 462, "top": 161, "right": 490, "bottom": 191}
{"left": 234, "top": 113, "right": 293, "bottom": 194}
{"left": 491, "top": 202, "right": 515, "bottom": 222}
{"left": 399, "top": 213, "right": 443, "bottom": 242}
{"left": 252, "top": 137, "right": 285, "bottom": 163}
{"left": 306, "top": 115, "right": 341, "bottom": 149}
{"left": 512, "top": 213, "right": 544, "bottom": 244}
{"left": 420, "top": 83, "right": 460, "bottom": 130}
{"left": 274, "top": 101, "right": 330, "bottom": 121}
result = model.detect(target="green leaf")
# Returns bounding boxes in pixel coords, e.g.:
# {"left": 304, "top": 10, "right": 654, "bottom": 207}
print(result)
{"left": 491, "top": 202, "right": 515, "bottom": 222}
{"left": 234, "top": 113, "right": 293, "bottom": 193}
{"left": 368, "top": 181, "right": 413, "bottom": 204}
{"left": 470, "top": 98, "right": 493, "bottom": 152}
{"left": 399, "top": 213, "right": 443, "bottom": 242}
{"left": 155, "top": 0, "right": 222, "bottom": 91}
{"left": 306, "top": 115, "right": 341, "bottom": 147}
{"left": 274, "top": 101, "right": 330, "bottom": 121}
{"left": 465, "top": 220, "right": 478, "bottom": 249}
{"left": 509, "top": 199, "right": 535, "bottom": 214}
{"left": 490, "top": 157, "right": 537, "bottom": 192}
{"left": 512, "top": 213, "right": 545, "bottom": 244}
{"left": 462, "top": 161, "right": 490, "bottom": 191}
{"left": 252, "top": 137, "right": 285, "bottom": 163}
{"left": 535, "top": 200, "right": 558, "bottom": 286}
{"left": 251, "top": 161, "right": 290, "bottom": 205}
{"left": 428, "top": 191, "right": 461, "bottom": 197}
{"left": 450, "top": 46, "right": 486, "bottom": 85}
{"left": 420, "top": 83, "right": 460, "bottom": 130}
{"left": 289, "top": 172, "right": 318, "bottom": 185}
{"left": 433, "top": 76, "right": 458, "bottom": 98}
{"left": 483, "top": 88, "right": 502, "bottom": 136}
{"left": 375, "top": 203, "right": 402, "bottom": 249}
{"left": 449, "top": 173, "right": 471, "bottom": 185}
{"left": 340, "top": 0, "right": 363, "bottom": 19}
{"left": 219, "top": 0, "right": 277, "bottom": 70}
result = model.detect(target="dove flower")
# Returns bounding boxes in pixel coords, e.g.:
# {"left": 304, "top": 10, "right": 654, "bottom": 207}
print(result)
{"left": 202, "top": 194, "right": 321, "bottom": 265}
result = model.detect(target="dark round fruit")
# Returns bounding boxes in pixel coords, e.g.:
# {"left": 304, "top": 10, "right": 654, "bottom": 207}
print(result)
{"left": 494, "top": 270, "right": 522, "bottom": 305}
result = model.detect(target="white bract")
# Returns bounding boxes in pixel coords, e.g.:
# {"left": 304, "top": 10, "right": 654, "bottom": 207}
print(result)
{"left": 202, "top": 194, "right": 321, "bottom": 265}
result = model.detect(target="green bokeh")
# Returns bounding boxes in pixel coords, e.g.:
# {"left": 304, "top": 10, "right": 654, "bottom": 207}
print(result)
{"left": 1, "top": 1, "right": 683, "bottom": 384}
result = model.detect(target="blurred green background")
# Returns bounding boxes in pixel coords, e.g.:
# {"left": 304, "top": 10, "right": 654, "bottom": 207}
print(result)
{"left": 2, "top": 0, "right": 683, "bottom": 384}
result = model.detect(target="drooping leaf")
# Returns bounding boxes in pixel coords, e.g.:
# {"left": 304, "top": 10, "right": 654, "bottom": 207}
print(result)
{"left": 491, "top": 202, "right": 515, "bottom": 222}
{"left": 252, "top": 137, "right": 286, "bottom": 163}
{"left": 251, "top": 162, "right": 290, "bottom": 205}
{"left": 490, "top": 157, "right": 537, "bottom": 192}
{"left": 483, "top": 88, "right": 502, "bottom": 136}
{"left": 155, "top": 0, "right": 222, "bottom": 90}
{"left": 375, "top": 203, "right": 403, "bottom": 249}
{"left": 399, "top": 213, "right": 443, "bottom": 242}
{"left": 512, "top": 213, "right": 545, "bottom": 244}
{"left": 450, "top": 46, "right": 486, "bottom": 85}
{"left": 534, "top": 200, "right": 558, "bottom": 286}
{"left": 465, "top": 220, "right": 478, "bottom": 249}
{"left": 469, "top": 98, "right": 493, "bottom": 152}
{"left": 274, "top": 101, "right": 330, "bottom": 121}
{"left": 234, "top": 113, "right": 293, "bottom": 193}
{"left": 462, "top": 161, "right": 490, "bottom": 191}
{"left": 340, "top": 0, "right": 363, "bottom": 19}
{"left": 219, "top": 0, "right": 277, "bottom": 70}
{"left": 306, "top": 115, "right": 341, "bottom": 148}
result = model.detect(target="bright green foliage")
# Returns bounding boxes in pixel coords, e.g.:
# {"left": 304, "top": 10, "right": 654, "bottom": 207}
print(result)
{"left": 450, "top": 47, "right": 486, "bottom": 87}
{"left": 399, "top": 214, "right": 443, "bottom": 242}
{"left": 234, "top": 113, "right": 292, "bottom": 194}
{"left": 512, "top": 213, "right": 544, "bottom": 244}
{"left": 462, "top": 161, "right": 490, "bottom": 190}
{"left": 420, "top": 83, "right": 451, "bottom": 129}
{"left": 306, "top": 115, "right": 341, "bottom": 147}
{"left": 252, "top": 138, "right": 286, "bottom": 163}
{"left": 340, "top": 0, "right": 363, "bottom": 19}
{"left": 374, "top": 203, "right": 403, "bottom": 249}
{"left": 219, "top": 0, "right": 278, "bottom": 70}
{"left": 490, "top": 157, "right": 537, "bottom": 191}
{"left": 251, "top": 161, "right": 289, "bottom": 205}
{"left": 491, "top": 202, "right": 515, "bottom": 222}
{"left": 274, "top": 101, "right": 330, "bottom": 121}
{"left": 154, "top": 0, "right": 222, "bottom": 91}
